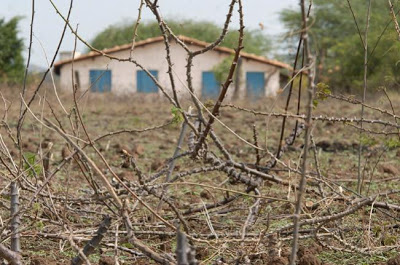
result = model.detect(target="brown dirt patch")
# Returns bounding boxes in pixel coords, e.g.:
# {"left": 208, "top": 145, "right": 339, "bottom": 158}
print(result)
{"left": 387, "top": 255, "right": 400, "bottom": 265}
{"left": 297, "top": 244, "right": 323, "bottom": 265}
{"left": 267, "top": 256, "right": 288, "bottom": 265}
{"left": 298, "top": 254, "right": 322, "bottom": 265}
{"left": 99, "top": 255, "right": 115, "bottom": 265}
{"left": 380, "top": 164, "right": 399, "bottom": 175}
{"left": 30, "top": 256, "right": 58, "bottom": 265}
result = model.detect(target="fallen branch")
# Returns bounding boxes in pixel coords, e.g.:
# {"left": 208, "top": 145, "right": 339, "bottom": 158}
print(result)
{"left": 71, "top": 215, "right": 111, "bottom": 265}
{"left": 0, "top": 243, "right": 21, "bottom": 265}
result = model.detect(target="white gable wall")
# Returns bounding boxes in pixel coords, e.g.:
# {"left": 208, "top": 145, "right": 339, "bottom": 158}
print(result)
{"left": 57, "top": 41, "right": 281, "bottom": 98}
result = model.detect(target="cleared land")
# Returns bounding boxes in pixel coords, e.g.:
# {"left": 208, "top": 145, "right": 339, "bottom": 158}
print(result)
{"left": 0, "top": 85, "right": 399, "bottom": 264}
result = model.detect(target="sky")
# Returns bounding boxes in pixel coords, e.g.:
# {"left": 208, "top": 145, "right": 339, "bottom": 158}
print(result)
{"left": 1, "top": 0, "right": 298, "bottom": 68}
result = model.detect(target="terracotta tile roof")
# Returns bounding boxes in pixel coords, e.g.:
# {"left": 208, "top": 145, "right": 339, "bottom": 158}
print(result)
{"left": 177, "top": 35, "right": 292, "bottom": 70}
{"left": 54, "top": 35, "right": 291, "bottom": 72}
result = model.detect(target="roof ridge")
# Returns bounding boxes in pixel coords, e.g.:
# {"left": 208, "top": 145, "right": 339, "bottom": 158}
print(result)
{"left": 54, "top": 35, "right": 291, "bottom": 71}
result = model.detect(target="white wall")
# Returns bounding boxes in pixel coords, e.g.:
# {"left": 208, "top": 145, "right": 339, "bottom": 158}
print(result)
{"left": 58, "top": 42, "right": 168, "bottom": 94}
{"left": 240, "top": 58, "right": 280, "bottom": 97}
{"left": 58, "top": 41, "right": 281, "bottom": 98}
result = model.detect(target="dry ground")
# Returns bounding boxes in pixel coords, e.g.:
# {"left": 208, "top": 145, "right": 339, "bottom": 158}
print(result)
{"left": 0, "top": 84, "right": 399, "bottom": 264}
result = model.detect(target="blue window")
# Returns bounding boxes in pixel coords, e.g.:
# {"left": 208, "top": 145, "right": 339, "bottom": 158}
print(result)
{"left": 89, "top": 70, "right": 111, "bottom": 92}
{"left": 246, "top": 72, "right": 265, "bottom": 98}
{"left": 202, "top": 72, "right": 220, "bottom": 98}
{"left": 137, "top": 70, "right": 158, "bottom": 93}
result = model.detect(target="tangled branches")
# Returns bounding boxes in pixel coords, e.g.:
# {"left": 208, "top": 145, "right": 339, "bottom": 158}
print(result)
{"left": 0, "top": 0, "right": 400, "bottom": 264}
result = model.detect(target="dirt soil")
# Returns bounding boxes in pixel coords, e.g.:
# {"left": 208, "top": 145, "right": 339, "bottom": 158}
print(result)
{"left": 0, "top": 86, "right": 399, "bottom": 264}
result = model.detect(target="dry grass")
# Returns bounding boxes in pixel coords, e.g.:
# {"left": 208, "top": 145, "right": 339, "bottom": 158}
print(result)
{"left": 0, "top": 84, "right": 400, "bottom": 264}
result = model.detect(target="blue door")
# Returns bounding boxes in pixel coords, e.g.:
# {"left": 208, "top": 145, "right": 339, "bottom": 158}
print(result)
{"left": 137, "top": 70, "right": 158, "bottom": 93}
{"left": 202, "top": 72, "right": 220, "bottom": 98}
{"left": 246, "top": 72, "right": 265, "bottom": 98}
{"left": 89, "top": 70, "right": 111, "bottom": 92}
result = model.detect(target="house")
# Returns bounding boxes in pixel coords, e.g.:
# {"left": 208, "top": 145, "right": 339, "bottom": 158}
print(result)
{"left": 54, "top": 35, "right": 291, "bottom": 99}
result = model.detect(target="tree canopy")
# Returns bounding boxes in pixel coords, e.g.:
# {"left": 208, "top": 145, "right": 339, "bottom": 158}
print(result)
{"left": 90, "top": 19, "right": 271, "bottom": 56}
{"left": 0, "top": 17, "right": 24, "bottom": 83}
{"left": 279, "top": 1, "right": 400, "bottom": 92}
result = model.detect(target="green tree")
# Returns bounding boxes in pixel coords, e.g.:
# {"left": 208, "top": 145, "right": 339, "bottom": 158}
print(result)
{"left": 212, "top": 55, "right": 234, "bottom": 83}
{"left": 0, "top": 17, "right": 24, "bottom": 83}
{"left": 279, "top": 1, "right": 400, "bottom": 92}
{"left": 90, "top": 19, "right": 271, "bottom": 56}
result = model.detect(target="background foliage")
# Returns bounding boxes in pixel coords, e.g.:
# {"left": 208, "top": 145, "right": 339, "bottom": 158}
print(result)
{"left": 0, "top": 17, "right": 24, "bottom": 83}
{"left": 90, "top": 19, "right": 271, "bottom": 56}
{"left": 279, "top": 0, "right": 400, "bottom": 92}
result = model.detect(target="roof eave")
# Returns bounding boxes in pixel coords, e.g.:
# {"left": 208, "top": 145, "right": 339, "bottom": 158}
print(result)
{"left": 54, "top": 35, "right": 291, "bottom": 70}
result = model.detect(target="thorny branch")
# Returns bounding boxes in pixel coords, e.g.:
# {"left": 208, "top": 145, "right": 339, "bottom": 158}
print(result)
{"left": 1, "top": 0, "right": 400, "bottom": 264}
{"left": 289, "top": 0, "right": 315, "bottom": 264}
